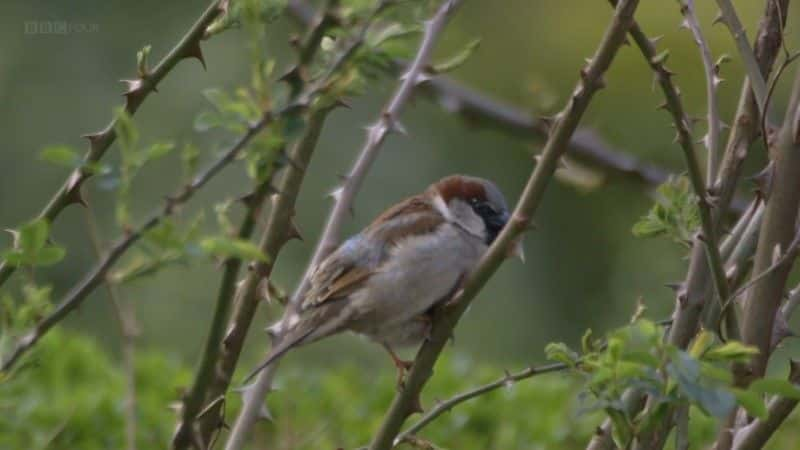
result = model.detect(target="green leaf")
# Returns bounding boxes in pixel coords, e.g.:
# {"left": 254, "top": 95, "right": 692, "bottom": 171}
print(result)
{"left": 607, "top": 408, "right": 632, "bottom": 449}
{"left": 704, "top": 341, "right": 759, "bottom": 362}
{"left": 689, "top": 330, "right": 715, "bottom": 358}
{"left": 430, "top": 39, "right": 481, "bottom": 74}
{"left": 19, "top": 219, "right": 49, "bottom": 253}
{"left": 749, "top": 378, "right": 800, "bottom": 400}
{"left": 194, "top": 111, "right": 221, "bottom": 132}
{"left": 145, "top": 142, "right": 174, "bottom": 161}
{"left": 545, "top": 342, "right": 580, "bottom": 366}
{"left": 733, "top": 389, "right": 768, "bottom": 420}
{"left": 40, "top": 146, "right": 81, "bottom": 168}
{"left": 137, "top": 44, "right": 151, "bottom": 76}
{"left": 35, "top": 246, "right": 66, "bottom": 266}
{"left": 668, "top": 350, "right": 736, "bottom": 418}
{"left": 199, "top": 237, "right": 269, "bottom": 262}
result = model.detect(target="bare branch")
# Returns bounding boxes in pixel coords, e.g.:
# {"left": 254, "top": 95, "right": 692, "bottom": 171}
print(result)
{"left": 0, "top": 0, "right": 226, "bottom": 288}
{"left": 739, "top": 68, "right": 800, "bottom": 379}
{"left": 714, "top": 0, "right": 769, "bottom": 113}
{"left": 679, "top": 0, "right": 724, "bottom": 179}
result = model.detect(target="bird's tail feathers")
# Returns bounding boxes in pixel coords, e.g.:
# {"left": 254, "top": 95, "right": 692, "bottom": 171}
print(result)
{"left": 242, "top": 326, "right": 314, "bottom": 384}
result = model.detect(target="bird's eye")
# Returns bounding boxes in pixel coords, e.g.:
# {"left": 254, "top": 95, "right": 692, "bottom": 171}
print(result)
{"left": 474, "top": 203, "right": 495, "bottom": 217}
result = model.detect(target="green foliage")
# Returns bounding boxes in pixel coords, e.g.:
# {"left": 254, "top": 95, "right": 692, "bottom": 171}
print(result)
{"left": 199, "top": 236, "right": 269, "bottom": 262}
{"left": 544, "top": 320, "right": 798, "bottom": 447}
{"left": 2, "top": 219, "right": 65, "bottom": 267}
{"left": 0, "top": 329, "right": 189, "bottom": 450}
{"left": 632, "top": 176, "right": 700, "bottom": 247}
{"left": 3, "top": 329, "right": 800, "bottom": 450}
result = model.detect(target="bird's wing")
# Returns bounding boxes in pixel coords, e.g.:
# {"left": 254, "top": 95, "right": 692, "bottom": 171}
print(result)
{"left": 301, "top": 195, "right": 445, "bottom": 310}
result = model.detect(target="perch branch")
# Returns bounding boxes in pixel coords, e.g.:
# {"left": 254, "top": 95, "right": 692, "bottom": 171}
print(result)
{"left": 0, "top": 0, "right": 226, "bottom": 288}
{"left": 368, "top": 1, "right": 641, "bottom": 448}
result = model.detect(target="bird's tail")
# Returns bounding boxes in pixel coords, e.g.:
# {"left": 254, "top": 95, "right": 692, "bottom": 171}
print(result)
{"left": 242, "top": 325, "right": 314, "bottom": 384}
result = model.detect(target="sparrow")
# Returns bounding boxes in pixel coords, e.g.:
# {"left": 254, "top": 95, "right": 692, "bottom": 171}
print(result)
{"left": 245, "top": 174, "right": 517, "bottom": 385}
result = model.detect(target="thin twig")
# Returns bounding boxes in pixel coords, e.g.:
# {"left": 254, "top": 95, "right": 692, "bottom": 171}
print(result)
{"left": 395, "top": 363, "right": 567, "bottom": 444}
{"left": 681, "top": 0, "right": 723, "bottom": 179}
{"left": 83, "top": 194, "right": 139, "bottom": 450}
{"left": 714, "top": 0, "right": 769, "bottom": 113}
{"left": 368, "top": 1, "right": 640, "bottom": 448}
{"left": 0, "top": 0, "right": 226, "bottom": 288}
{"left": 0, "top": 114, "right": 272, "bottom": 373}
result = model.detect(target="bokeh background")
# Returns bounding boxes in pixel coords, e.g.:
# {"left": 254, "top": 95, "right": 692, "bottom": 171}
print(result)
{"left": 2, "top": 1, "right": 800, "bottom": 448}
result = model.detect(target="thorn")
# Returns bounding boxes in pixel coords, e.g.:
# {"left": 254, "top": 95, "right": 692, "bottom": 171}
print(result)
{"left": 121, "top": 78, "right": 144, "bottom": 95}
{"left": 649, "top": 35, "right": 664, "bottom": 47}
{"left": 415, "top": 72, "right": 433, "bottom": 85}
{"left": 65, "top": 185, "right": 88, "bottom": 208}
{"left": 184, "top": 39, "right": 207, "bottom": 70}
{"left": 332, "top": 98, "right": 352, "bottom": 109}
{"left": 789, "top": 359, "right": 800, "bottom": 382}
{"left": 664, "top": 282, "right": 684, "bottom": 292}
{"left": 656, "top": 101, "right": 669, "bottom": 111}
{"left": 286, "top": 218, "right": 304, "bottom": 242}
{"left": 327, "top": 186, "right": 344, "bottom": 203}
{"left": 383, "top": 112, "right": 408, "bottom": 136}
{"left": 680, "top": 18, "right": 691, "bottom": 30}
{"left": 257, "top": 405, "right": 274, "bottom": 422}
{"left": 278, "top": 66, "right": 303, "bottom": 85}
{"left": 713, "top": 11, "right": 725, "bottom": 26}
{"left": 622, "top": 36, "right": 631, "bottom": 46}
{"left": 81, "top": 132, "right": 104, "bottom": 152}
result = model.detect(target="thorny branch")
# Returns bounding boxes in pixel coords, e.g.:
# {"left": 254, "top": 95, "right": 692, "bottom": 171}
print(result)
{"left": 0, "top": 0, "right": 226, "bottom": 288}
{"left": 367, "top": 0, "right": 641, "bottom": 448}
{"left": 171, "top": 2, "right": 343, "bottom": 448}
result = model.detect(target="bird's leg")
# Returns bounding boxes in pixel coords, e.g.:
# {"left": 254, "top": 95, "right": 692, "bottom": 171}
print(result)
{"left": 382, "top": 343, "right": 413, "bottom": 389}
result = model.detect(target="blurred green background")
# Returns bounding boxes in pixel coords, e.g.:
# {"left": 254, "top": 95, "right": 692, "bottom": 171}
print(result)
{"left": 2, "top": 0, "right": 800, "bottom": 448}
